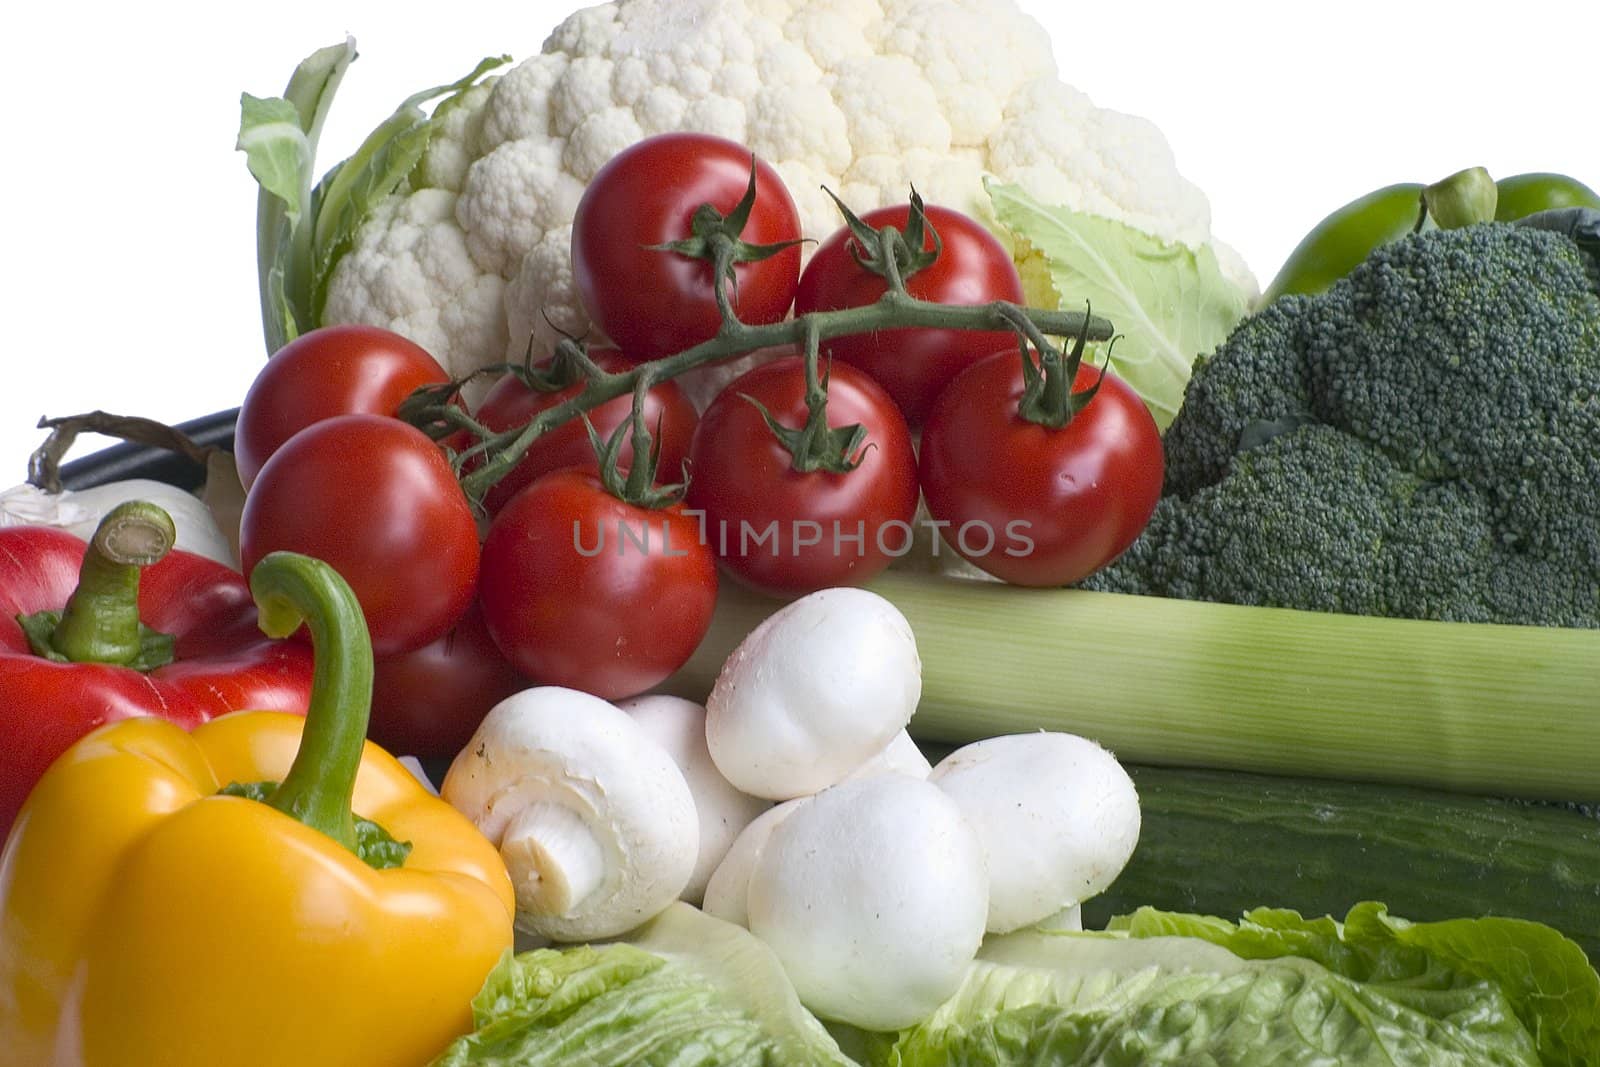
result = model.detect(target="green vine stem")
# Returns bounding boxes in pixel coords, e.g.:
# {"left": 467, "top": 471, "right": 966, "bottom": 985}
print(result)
{"left": 404, "top": 186, "right": 1114, "bottom": 505}
{"left": 433, "top": 293, "right": 1112, "bottom": 504}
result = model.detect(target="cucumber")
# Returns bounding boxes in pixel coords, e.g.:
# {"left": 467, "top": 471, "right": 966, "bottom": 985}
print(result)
{"left": 1080, "top": 765, "right": 1600, "bottom": 961}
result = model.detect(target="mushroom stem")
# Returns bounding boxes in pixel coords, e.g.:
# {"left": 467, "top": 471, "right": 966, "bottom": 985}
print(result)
{"left": 498, "top": 801, "right": 607, "bottom": 916}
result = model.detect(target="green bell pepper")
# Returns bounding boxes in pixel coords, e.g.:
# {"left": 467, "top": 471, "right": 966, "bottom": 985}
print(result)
{"left": 1261, "top": 168, "right": 1600, "bottom": 304}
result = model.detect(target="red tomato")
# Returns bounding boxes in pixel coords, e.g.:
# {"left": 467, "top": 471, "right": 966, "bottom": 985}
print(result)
{"left": 235, "top": 324, "right": 456, "bottom": 489}
{"left": 478, "top": 470, "right": 718, "bottom": 700}
{"left": 474, "top": 348, "right": 698, "bottom": 513}
{"left": 369, "top": 600, "right": 526, "bottom": 761}
{"left": 240, "top": 413, "right": 481, "bottom": 657}
{"left": 918, "top": 351, "right": 1164, "bottom": 587}
{"left": 571, "top": 133, "right": 802, "bottom": 360}
{"left": 684, "top": 357, "right": 919, "bottom": 596}
{"left": 793, "top": 202, "right": 1025, "bottom": 426}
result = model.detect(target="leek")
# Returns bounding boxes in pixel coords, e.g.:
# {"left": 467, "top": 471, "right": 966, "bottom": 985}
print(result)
{"left": 668, "top": 574, "right": 1600, "bottom": 802}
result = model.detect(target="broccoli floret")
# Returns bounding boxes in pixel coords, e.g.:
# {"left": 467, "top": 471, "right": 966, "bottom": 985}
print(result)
{"left": 1087, "top": 217, "right": 1600, "bottom": 628}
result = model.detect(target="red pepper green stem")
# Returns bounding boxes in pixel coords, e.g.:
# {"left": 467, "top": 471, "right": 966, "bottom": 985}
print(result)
{"left": 248, "top": 551, "right": 374, "bottom": 854}
{"left": 43, "top": 500, "right": 177, "bottom": 666}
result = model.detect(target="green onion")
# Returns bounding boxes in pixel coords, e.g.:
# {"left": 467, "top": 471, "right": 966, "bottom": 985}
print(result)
{"left": 670, "top": 574, "right": 1600, "bottom": 803}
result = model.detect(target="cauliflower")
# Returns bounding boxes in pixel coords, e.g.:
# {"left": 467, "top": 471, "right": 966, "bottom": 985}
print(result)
{"left": 307, "top": 0, "right": 1252, "bottom": 400}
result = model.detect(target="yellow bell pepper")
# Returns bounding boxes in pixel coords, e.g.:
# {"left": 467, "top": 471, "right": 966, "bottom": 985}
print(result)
{"left": 0, "top": 551, "right": 514, "bottom": 1067}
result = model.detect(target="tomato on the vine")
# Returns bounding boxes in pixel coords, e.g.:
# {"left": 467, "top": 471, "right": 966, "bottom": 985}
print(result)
{"left": 239, "top": 413, "right": 481, "bottom": 657}
{"left": 571, "top": 132, "right": 802, "bottom": 361}
{"left": 478, "top": 469, "right": 718, "bottom": 700}
{"left": 917, "top": 349, "right": 1163, "bottom": 587}
{"left": 235, "top": 324, "right": 457, "bottom": 489}
{"left": 793, "top": 201, "right": 1025, "bottom": 425}
{"left": 368, "top": 600, "right": 526, "bottom": 761}
{"left": 684, "top": 357, "right": 919, "bottom": 596}
{"left": 473, "top": 347, "right": 698, "bottom": 514}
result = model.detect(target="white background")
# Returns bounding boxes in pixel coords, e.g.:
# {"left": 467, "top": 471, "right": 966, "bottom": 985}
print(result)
{"left": 4, "top": 0, "right": 1597, "bottom": 477}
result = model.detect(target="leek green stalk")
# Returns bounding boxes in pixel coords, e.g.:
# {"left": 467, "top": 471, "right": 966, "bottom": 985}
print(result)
{"left": 669, "top": 574, "right": 1600, "bottom": 802}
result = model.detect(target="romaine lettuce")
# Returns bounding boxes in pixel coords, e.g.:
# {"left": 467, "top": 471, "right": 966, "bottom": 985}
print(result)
{"left": 430, "top": 903, "right": 856, "bottom": 1066}
{"left": 431, "top": 901, "right": 1598, "bottom": 1067}
{"left": 861, "top": 903, "right": 1599, "bottom": 1067}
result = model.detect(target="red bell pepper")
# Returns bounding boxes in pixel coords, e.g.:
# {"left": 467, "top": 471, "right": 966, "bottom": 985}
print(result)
{"left": 0, "top": 499, "right": 313, "bottom": 840}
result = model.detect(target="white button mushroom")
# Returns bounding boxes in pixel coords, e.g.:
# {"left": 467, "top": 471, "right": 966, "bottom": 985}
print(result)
{"left": 700, "top": 796, "right": 811, "bottom": 928}
{"left": 746, "top": 774, "right": 989, "bottom": 1031}
{"left": 706, "top": 587, "right": 921, "bottom": 800}
{"left": 441, "top": 686, "right": 699, "bottom": 942}
{"left": 844, "top": 729, "right": 933, "bottom": 782}
{"left": 617, "top": 694, "right": 772, "bottom": 905}
{"left": 929, "top": 732, "right": 1141, "bottom": 934}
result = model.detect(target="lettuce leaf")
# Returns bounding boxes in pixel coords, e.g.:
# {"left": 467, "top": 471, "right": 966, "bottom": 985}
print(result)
{"left": 986, "top": 181, "right": 1249, "bottom": 429}
{"left": 430, "top": 904, "right": 858, "bottom": 1066}
{"left": 1118, "top": 902, "right": 1600, "bottom": 1067}
{"left": 863, "top": 903, "right": 1599, "bottom": 1067}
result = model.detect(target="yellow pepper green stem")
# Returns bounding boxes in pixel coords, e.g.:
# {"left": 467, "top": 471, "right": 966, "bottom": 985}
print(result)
{"left": 247, "top": 551, "right": 373, "bottom": 854}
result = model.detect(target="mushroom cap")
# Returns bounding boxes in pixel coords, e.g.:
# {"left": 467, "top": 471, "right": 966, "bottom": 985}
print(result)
{"left": 747, "top": 774, "right": 988, "bottom": 1031}
{"left": 618, "top": 694, "right": 772, "bottom": 903}
{"left": 706, "top": 587, "right": 921, "bottom": 799}
{"left": 441, "top": 686, "right": 698, "bottom": 941}
{"left": 929, "top": 732, "right": 1140, "bottom": 933}
{"left": 844, "top": 729, "right": 933, "bottom": 782}
{"left": 700, "top": 796, "right": 811, "bottom": 928}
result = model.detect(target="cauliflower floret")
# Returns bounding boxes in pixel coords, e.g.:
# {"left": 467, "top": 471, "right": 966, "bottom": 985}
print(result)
{"left": 839, "top": 150, "right": 987, "bottom": 228}
{"left": 830, "top": 55, "right": 954, "bottom": 159}
{"left": 503, "top": 224, "right": 585, "bottom": 370}
{"left": 479, "top": 54, "right": 569, "bottom": 150}
{"left": 323, "top": 189, "right": 508, "bottom": 397}
{"left": 324, "top": 0, "right": 1255, "bottom": 393}
{"left": 549, "top": 55, "right": 618, "bottom": 139}
{"left": 458, "top": 138, "right": 586, "bottom": 276}
{"left": 988, "top": 78, "right": 1210, "bottom": 247}
{"left": 879, "top": 0, "right": 1055, "bottom": 145}
{"left": 417, "top": 79, "right": 498, "bottom": 192}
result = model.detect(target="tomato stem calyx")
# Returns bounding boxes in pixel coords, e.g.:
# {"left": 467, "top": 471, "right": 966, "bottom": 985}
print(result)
{"left": 646, "top": 157, "right": 808, "bottom": 323}
{"left": 741, "top": 323, "right": 870, "bottom": 475}
{"left": 823, "top": 186, "right": 941, "bottom": 291}
{"left": 1016, "top": 306, "right": 1111, "bottom": 430}
{"left": 516, "top": 336, "right": 616, "bottom": 394}
{"left": 585, "top": 378, "right": 686, "bottom": 510}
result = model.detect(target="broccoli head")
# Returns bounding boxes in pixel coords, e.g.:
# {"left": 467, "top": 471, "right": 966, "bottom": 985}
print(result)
{"left": 1086, "top": 213, "right": 1600, "bottom": 628}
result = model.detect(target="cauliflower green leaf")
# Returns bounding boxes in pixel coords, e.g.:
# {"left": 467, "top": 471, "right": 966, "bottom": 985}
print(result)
{"left": 236, "top": 38, "right": 355, "bottom": 354}
{"left": 237, "top": 42, "right": 507, "bottom": 354}
{"left": 988, "top": 180, "right": 1250, "bottom": 428}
